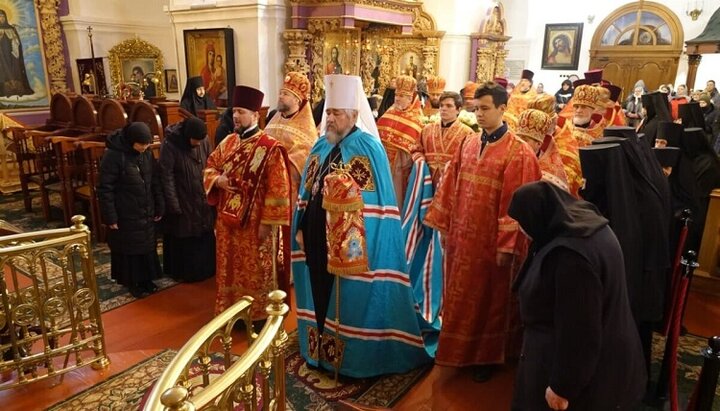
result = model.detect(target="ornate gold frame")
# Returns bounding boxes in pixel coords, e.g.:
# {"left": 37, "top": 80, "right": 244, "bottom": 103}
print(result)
{"left": 304, "top": 11, "right": 442, "bottom": 102}
{"left": 361, "top": 26, "right": 441, "bottom": 96}
{"left": 107, "top": 37, "right": 165, "bottom": 97}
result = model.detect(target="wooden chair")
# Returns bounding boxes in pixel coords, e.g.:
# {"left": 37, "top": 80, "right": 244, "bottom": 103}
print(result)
{"left": 25, "top": 132, "right": 64, "bottom": 220}
{"left": 69, "top": 95, "right": 101, "bottom": 134}
{"left": 9, "top": 93, "right": 77, "bottom": 212}
{"left": 77, "top": 141, "right": 107, "bottom": 242}
{"left": 129, "top": 101, "right": 164, "bottom": 142}
{"left": 149, "top": 142, "right": 162, "bottom": 160}
{"left": 49, "top": 134, "right": 105, "bottom": 225}
{"left": 97, "top": 99, "right": 128, "bottom": 135}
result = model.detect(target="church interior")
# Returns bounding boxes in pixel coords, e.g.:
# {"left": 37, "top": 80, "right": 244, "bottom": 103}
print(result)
{"left": 2, "top": 0, "right": 720, "bottom": 409}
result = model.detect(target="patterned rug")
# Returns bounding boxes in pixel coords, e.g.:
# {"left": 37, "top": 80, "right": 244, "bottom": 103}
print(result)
{"left": 46, "top": 331, "right": 429, "bottom": 410}
{"left": 637, "top": 333, "right": 720, "bottom": 411}
{"left": 0, "top": 191, "right": 177, "bottom": 313}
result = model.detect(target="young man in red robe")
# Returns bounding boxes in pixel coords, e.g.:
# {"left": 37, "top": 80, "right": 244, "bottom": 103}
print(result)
{"left": 424, "top": 81, "right": 541, "bottom": 382}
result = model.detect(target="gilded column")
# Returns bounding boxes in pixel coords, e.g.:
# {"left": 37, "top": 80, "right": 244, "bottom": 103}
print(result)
{"left": 476, "top": 40, "right": 495, "bottom": 84}
{"left": 282, "top": 29, "right": 311, "bottom": 76}
{"left": 36, "top": 0, "right": 68, "bottom": 94}
{"left": 421, "top": 43, "right": 439, "bottom": 78}
{"left": 494, "top": 46, "right": 508, "bottom": 79}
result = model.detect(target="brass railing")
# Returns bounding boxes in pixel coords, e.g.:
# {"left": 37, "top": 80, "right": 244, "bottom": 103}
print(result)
{"left": 0, "top": 215, "right": 110, "bottom": 390}
{"left": 144, "top": 290, "right": 289, "bottom": 411}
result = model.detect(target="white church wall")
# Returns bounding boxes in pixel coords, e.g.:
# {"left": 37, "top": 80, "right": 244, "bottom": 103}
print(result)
{"left": 167, "top": 0, "right": 287, "bottom": 107}
{"left": 501, "top": 0, "right": 720, "bottom": 93}
{"left": 424, "top": 0, "right": 720, "bottom": 94}
{"left": 61, "top": 0, "right": 179, "bottom": 99}
{"left": 58, "top": 0, "right": 720, "bottom": 105}
{"left": 422, "top": 0, "right": 489, "bottom": 92}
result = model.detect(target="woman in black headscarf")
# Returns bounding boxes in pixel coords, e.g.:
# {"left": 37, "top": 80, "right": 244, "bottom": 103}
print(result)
{"left": 160, "top": 117, "right": 216, "bottom": 282}
{"left": 684, "top": 127, "right": 720, "bottom": 220}
{"left": 98, "top": 122, "right": 164, "bottom": 298}
{"left": 554, "top": 79, "right": 573, "bottom": 112}
{"left": 639, "top": 91, "right": 672, "bottom": 147}
{"left": 180, "top": 76, "right": 216, "bottom": 116}
{"left": 509, "top": 181, "right": 646, "bottom": 411}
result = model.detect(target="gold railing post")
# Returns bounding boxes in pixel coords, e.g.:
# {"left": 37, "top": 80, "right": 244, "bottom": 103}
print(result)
{"left": 267, "top": 290, "right": 288, "bottom": 411}
{"left": 0, "top": 215, "right": 109, "bottom": 390}
{"left": 161, "top": 386, "right": 196, "bottom": 411}
{"left": 144, "top": 290, "right": 288, "bottom": 410}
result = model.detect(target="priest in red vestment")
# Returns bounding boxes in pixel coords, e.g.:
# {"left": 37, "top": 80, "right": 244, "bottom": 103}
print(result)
{"left": 203, "top": 86, "right": 292, "bottom": 325}
{"left": 424, "top": 75, "right": 446, "bottom": 116}
{"left": 504, "top": 69, "right": 537, "bottom": 131}
{"left": 420, "top": 91, "right": 474, "bottom": 187}
{"left": 264, "top": 71, "right": 318, "bottom": 203}
{"left": 553, "top": 85, "right": 605, "bottom": 196}
{"left": 516, "top": 109, "right": 569, "bottom": 191}
{"left": 377, "top": 74, "right": 424, "bottom": 205}
{"left": 424, "top": 81, "right": 541, "bottom": 381}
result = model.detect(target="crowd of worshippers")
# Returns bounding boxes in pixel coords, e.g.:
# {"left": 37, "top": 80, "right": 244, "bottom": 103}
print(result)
{"left": 96, "top": 68, "right": 720, "bottom": 410}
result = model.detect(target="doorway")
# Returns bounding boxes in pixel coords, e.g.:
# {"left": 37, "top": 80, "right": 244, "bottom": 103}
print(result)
{"left": 589, "top": 1, "right": 683, "bottom": 100}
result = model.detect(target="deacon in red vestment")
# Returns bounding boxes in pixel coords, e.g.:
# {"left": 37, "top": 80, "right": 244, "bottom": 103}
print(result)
{"left": 424, "top": 81, "right": 541, "bottom": 381}
{"left": 377, "top": 75, "right": 424, "bottom": 205}
{"left": 203, "top": 86, "right": 292, "bottom": 323}
{"left": 420, "top": 91, "right": 474, "bottom": 187}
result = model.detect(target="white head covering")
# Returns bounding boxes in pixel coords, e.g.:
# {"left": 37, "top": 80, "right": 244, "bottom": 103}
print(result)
{"left": 320, "top": 74, "right": 379, "bottom": 140}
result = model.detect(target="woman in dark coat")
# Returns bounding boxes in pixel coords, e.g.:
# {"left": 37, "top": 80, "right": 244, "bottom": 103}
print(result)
{"left": 98, "top": 122, "right": 164, "bottom": 298}
{"left": 160, "top": 117, "right": 216, "bottom": 282}
{"left": 180, "top": 76, "right": 216, "bottom": 116}
{"left": 509, "top": 181, "right": 646, "bottom": 411}
{"left": 554, "top": 79, "right": 573, "bottom": 112}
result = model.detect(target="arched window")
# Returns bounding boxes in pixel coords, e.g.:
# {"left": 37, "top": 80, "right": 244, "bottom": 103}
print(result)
{"left": 601, "top": 10, "right": 673, "bottom": 46}
{"left": 594, "top": 2, "right": 682, "bottom": 49}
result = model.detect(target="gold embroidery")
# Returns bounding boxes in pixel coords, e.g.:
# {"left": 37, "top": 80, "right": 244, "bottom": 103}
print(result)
{"left": 304, "top": 155, "right": 320, "bottom": 192}
{"left": 348, "top": 156, "right": 375, "bottom": 191}
{"left": 264, "top": 198, "right": 291, "bottom": 206}
{"left": 307, "top": 325, "right": 320, "bottom": 361}
{"left": 458, "top": 172, "right": 503, "bottom": 190}
{"left": 250, "top": 146, "right": 267, "bottom": 172}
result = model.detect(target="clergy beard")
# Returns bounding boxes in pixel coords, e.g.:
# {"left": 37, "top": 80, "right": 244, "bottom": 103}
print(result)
{"left": 277, "top": 101, "right": 291, "bottom": 114}
{"left": 573, "top": 114, "right": 592, "bottom": 127}
{"left": 326, "top": 126, "right": 350, "bottom": 144}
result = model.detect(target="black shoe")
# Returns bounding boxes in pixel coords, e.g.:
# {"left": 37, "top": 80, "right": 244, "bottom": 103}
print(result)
{"left": 129, "top": 285, "right": 147, "bottom": 299}
{"left": 471, "top": 365, "right": 495, "bottom": 383}
{"left": 142, "top": 281, "right": 159, "bottom": 293}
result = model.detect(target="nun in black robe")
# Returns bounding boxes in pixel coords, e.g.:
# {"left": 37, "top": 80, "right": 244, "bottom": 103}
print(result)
{"left": 660, "top": 122, "right": 702, "bottom": 224}
{"left": 580, "top": 140, "right": 661, "bottom": 382}
{"left": 509, "top": 181, "right": 646, "bottom": 411}
{"left": 639, "top": 91, "right": 672, "bottom": 147}
{"left": 180, "top": 76, "right": 216, "bottom": 116}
